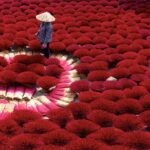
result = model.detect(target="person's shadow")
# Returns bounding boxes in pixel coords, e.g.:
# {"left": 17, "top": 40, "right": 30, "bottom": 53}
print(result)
{"left": 119, "top": 0, "right": 150, "bottom": 16}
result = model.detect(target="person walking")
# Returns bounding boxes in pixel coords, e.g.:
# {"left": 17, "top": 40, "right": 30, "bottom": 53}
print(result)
{"left": 35, "top": 12, "right": 55, "bottom": 58}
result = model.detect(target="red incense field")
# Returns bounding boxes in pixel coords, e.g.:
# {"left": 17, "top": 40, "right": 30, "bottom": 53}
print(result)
{"left": 0, "top": 0, "right": 149, "bottom": 149}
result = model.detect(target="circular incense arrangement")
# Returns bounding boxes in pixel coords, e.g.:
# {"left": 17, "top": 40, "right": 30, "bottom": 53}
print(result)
{"left": 0, "top": 50, "right": 79, "bottom": 116}
{"left": 0, "top": 0, "right": 150, "bottom": 149}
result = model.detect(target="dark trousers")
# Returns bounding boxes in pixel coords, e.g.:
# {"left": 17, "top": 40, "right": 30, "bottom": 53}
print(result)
{"left": 41, "top": 42, "right": 50, "bottom": 58}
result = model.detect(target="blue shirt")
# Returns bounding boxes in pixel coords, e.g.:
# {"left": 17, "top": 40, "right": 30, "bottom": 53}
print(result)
{"left": 36, "top": 22, "right": 52, "bottom": 44}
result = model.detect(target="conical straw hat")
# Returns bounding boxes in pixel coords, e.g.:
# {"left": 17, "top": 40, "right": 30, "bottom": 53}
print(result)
{"left": 106, "top": 76, "right": 117, "bottom": 81}
{"left": 36, "top": 12, "right": 55, "bottom": 22}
